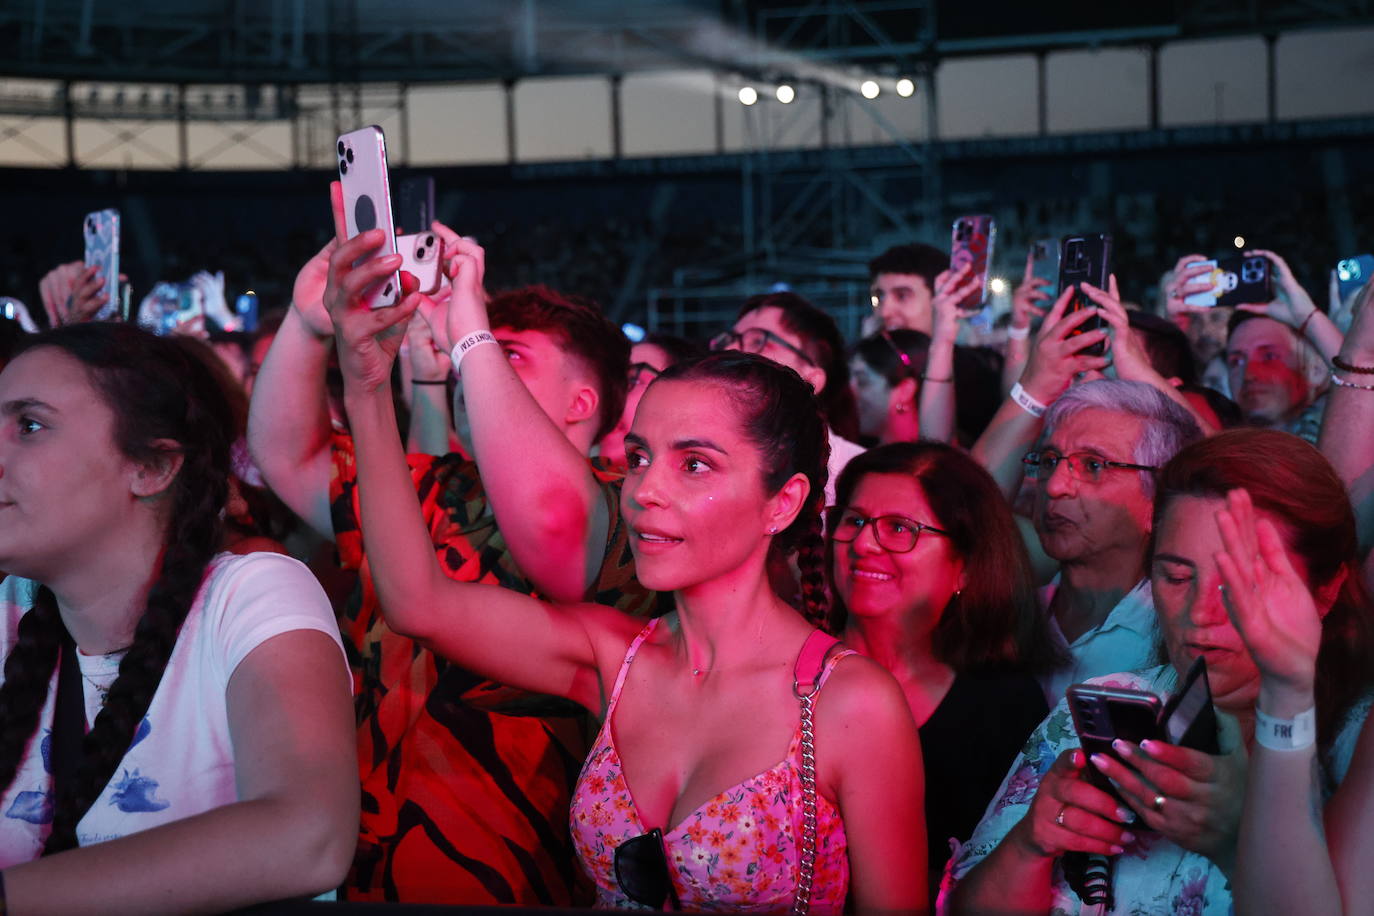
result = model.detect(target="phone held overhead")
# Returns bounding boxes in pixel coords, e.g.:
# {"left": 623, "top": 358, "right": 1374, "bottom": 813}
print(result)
{"left": 337, "top": 126, "right": 401, "bottom": 309}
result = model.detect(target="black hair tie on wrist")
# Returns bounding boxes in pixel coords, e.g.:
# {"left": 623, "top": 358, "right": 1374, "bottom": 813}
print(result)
{"left": 1333, "top": 356, "right": 1374, "bottom": 375}
{"left": 412, "top": 378, "right": 449, "bottom": 385}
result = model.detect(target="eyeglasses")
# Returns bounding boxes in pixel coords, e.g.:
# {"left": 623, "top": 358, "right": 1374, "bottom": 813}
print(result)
{"left": 628, "top": 362, "right": 662, "bottom": 386}
{"left": 709, "top": 328, "right": 817, "bottom": 367}
{"left": 614, "top": 827, "right": 681, "bottom": 910}
{"left": 1022, "top": 450, "right": 1158, "bottom": 483}
{"left": 827, "top": 508, "right": 950, "bottom": 553}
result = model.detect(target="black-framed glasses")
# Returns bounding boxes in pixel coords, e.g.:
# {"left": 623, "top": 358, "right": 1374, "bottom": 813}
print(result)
{"left": 628, "top": 361, "right": 662, "bottom": 387}
{"left": 1022, "top": 450, "right": 1158, "bottom": 484}
{"left": 614, "top": 827, "right": 681, "bottom": 910}
{"left": 827, "top": 507, "right": 950, "bottom": 553}
{"left": 709, "top": 328, "right": 817, "bottom": 367}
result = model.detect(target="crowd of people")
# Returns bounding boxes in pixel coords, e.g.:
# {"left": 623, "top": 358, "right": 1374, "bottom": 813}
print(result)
{"left": 0, "top": 175, "right": 1371, "bottom": 916}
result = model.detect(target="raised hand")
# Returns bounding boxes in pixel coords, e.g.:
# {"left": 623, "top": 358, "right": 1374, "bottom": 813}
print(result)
{"left": 39, "top": 261, "right": 108, "bottom": 327}
{"left": 929, "top": 263, "right": 983, "bottom": 341}
{"left": 1080, "top": 280, "right": 1155, "bottom": 383}
{"left": 1214, "top": 488, "right": 1324, "bottom": 697}
{"left": 1018, "top": 286, "right": 1112, "bottom": 404}
{"left": 292, "top": 236, "right": 340, "bottom": 339}
{"left": 1011, "top": 249, "right": 1053, "bottom": 334}
{"left": 1235, "top": 249, "right": 1319, "bottom": 330}
{"left": 1164, "top": 254, "right": 1217, "bottom": 318}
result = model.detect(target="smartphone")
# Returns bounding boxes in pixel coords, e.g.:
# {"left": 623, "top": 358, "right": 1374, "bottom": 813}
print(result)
{"left": 1030, "top": 237, "right": 1060, "bottom": 288}
{"left": 950, "top": 214, "right": 996, "bottom": 311}
{"left": 83, "top": 208, "right": 123, "bottom": 321}
{"left": 1067, "top": 683, "right": 1164, "bottom": 809}
{"left": 1336, "top": 254, "right": 1374, "bottom": 303}
{"left": 397, "top": 231, "right": 443, "bottom": 295}
{"left": 396, "top": 175, "right": 436, "bottom": 235}
{"left": 235, "top": 292, "right": 259, "bottom": 333}
{"left": 138, "top": 281, "right": 201, "bottom": 336}
{"left": 1183, "top": 255, "right": 1273, "bottom": 308}
{"left": 336, "top": 126, "right": 400, "bottom": 309}
{"left": 1058, "top": 234, "right": 1112, "bottom": 357}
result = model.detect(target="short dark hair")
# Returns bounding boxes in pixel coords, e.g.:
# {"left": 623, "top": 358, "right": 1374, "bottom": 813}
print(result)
{"left": 488, "top": 285, "right": 630, "bottom": 442}
{"left": 639, "top": 332, "right": 704, "bottom": 366}
{"left": 867, "top": 243, "right": 946, "bottom": 291}
{"left": 851, "top": 329, "right": 930, "bottom": 387}
{"left": 828, "top": 442, "right": 1065, "bottom": 675}
{"left": 736, "top": 291, "right": 860, "bottom": 441}
{"left": 1128, "top": 310, "right": 1197, "bottom": 384}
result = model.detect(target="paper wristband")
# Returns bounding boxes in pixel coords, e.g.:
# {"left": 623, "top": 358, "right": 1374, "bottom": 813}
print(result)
{"left": 1006, "top": 324, "right": 1031, "bottom": 340}
{"left": 1254, "top": 705, "right": 1316, "bottom": 751}
{"left": 1010, "top": 382, "right": 1048, "bottom": 418}
{"left": 450, "top": 331, "right": 499, "bottom": 374}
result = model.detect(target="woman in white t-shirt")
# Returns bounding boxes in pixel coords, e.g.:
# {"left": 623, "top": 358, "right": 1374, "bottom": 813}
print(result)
{"left": 0, "top": 323, "right": 356, "bottom": 913}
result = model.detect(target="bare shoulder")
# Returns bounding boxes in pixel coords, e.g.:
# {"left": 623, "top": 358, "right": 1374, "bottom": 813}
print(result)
{"left": 814, "top": 650, "right": 912, "bottom": 731}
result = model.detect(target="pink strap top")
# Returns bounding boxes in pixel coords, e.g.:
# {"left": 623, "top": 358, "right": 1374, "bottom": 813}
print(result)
{"left": 570, "top": 619, "right": 855, "bottom": 913}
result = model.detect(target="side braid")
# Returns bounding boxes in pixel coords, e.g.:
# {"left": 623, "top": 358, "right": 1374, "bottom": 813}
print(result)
{"left": 0, "top": 593, "right": 64, "bottom": 795}
{"left": 43, "top": 443, "right": 226, "bottom": 853}
{"left": 794, "top": 514, "right": 832, "bottom": 633}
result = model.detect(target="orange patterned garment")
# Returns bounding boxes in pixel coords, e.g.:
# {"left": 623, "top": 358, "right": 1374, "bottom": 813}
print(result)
{"left": 329, "top": 434, "right": 660, "bottom": 904}
{"left": 570, "top": 620, "right": 853, "bottom": 913}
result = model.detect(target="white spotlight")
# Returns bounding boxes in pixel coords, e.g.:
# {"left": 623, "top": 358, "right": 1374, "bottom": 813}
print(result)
{"left": 860, "top": 80, "right": 880, "bottom": 99}
{"left": 776, "top": 84, "right": 795, "bottom": 104}
{"left": 1233, "top": 235, "right": 1246, "bottom": 249}
{"left": 989, "top": 277, "right": 1007, "bottom": 295}
{"left": 896, "top": 78, "right": 915, "bottom": 98}
{"left": 738, "top": 86, "right": 758, "bottom": 106}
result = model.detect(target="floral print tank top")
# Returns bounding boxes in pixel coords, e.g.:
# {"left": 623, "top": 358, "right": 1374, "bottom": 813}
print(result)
{"left": 570, "top": 619, "right": 854, "bottom": 913}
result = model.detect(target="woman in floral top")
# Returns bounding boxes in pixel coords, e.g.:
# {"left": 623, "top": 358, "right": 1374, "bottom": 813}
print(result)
{"left": 945, "top": 430, "right": 1374, "bottom": 915}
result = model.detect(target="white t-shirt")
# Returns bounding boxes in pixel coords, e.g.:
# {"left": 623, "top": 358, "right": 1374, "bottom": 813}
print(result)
{"left": 0, "top": 552, "right": 346, "bottom": 865}
{"left": 826, "top": 429, "right": 867, "bottom": 510}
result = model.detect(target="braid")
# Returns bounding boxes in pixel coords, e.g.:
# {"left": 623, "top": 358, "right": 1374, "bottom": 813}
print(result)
{"left": 794, "top": 514, "right": 832, "bottom": 633}
{"left": 0, "top": 593, "right": 64, "bottom": 795}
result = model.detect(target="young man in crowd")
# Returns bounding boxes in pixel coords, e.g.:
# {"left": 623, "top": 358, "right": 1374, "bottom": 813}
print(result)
{"left": 868, "top": 242, "right": 948, "bottom": 334}
{"left": 247, "top": 216, "right": 656, "bottom": 906}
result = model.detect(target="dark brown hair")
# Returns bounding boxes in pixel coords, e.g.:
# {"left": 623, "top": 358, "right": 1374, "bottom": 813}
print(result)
{"left": 0, "top": 323, "right": 232, "bottom": 851}
{"left": 1153, "top": 428, "right": 1374, "bottom": 745}
{"left": 827, "top": 441, "right": 1064, "bottom": 674}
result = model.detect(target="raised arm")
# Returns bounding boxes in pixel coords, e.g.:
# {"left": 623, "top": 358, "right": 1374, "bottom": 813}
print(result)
{"left": 430, "top": 230, "right": 611, "bottom": 604}
{"left": 0, "top": 630, "right": 356, "bottom": 916}
{"left": 246, "top": 237, "right": 341, "bottom": 540}
{"left": 1001, "top": 249, "right": 1053, "bottom": 396}
{"left": 918, "top": 264, "right": 979, "bottom": 444}
{"left": 1319, "top": 283, "right": 1374, "bottom": 557}
{"left": 1239, "top": 249, "right": 1345, "bottom": 364}
{"left": 324, "top": 216, "right": 622, "bottom": 709}
{"left": 401, "top": 303, "right": 459, "bottom": 457}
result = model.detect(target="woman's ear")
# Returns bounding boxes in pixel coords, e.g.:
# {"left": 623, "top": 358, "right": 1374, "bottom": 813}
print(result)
{"left": 129, "top": 440, "right": 185, "bottom": 499}
{"left": 1314, "top": 565, "right": 1350, "bottom": 619}
{"left": 766, "top": 472, "right": 812, "bottom": 535}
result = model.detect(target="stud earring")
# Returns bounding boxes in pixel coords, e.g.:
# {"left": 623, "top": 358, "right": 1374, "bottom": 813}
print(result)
{"left": 768, "top": 525, "right": 778, "bottom": 535}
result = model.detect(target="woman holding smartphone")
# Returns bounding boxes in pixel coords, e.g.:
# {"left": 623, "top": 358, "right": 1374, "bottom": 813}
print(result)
{"left": 0, "top": 323, "right": 356, "bottom": 913}
{"left": 326, "top": 214, "right": 926, "bottom": 913}
{"left": 947, "top": 429, "right": 1374, "bottom": 915}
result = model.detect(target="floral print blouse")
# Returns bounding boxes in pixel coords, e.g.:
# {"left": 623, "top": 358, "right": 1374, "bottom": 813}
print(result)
{"left": 570, "top": 619, "right": 853, "bottom": 913}
{"left": 942, "top": 666, "right": 1373, "bottom": 916}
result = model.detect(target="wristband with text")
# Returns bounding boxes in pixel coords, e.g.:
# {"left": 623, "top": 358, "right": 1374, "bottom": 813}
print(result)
{"left": 1010, "top": 382, "right": 1048, "bottom": 418}
{"left": 450, "top": 331, "right": 499, "bottom": 375}
{"left": 1254, "top": 705, "right": 1316, "bottom": 751}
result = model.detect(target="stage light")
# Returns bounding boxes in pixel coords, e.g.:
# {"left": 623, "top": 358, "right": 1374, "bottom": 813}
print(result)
{"left": 621, "top": 322, "right": 646, "bottom": 343}
{"left": 1234, "top": 236, "right": 1245, "bottom": 248}
{"left": 860, "top": 80, "right": 880, "bottom": 99}
{"left": 776, "top": 84, "right": 795, "bottom": 104}
{"left": 896, "top": 78, "right": 915, "bottom": 98}
{"left": 738, "top": 86, "right": 758, "bottom": 106}
{"left": 989, "top": 277, "right": 1007, "bottom": 294}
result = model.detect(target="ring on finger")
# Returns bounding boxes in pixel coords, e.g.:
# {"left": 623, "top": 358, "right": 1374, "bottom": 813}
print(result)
{"left": 1153, "top": 794, "right": 1166, "bottom": 812}
{"left": 1055, "top": 804, "right": 1068, "bottom": 827}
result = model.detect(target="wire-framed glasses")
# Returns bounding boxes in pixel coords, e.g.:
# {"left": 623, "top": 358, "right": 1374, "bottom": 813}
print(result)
{"left": 827, "top": 507, "right": 950, "bottom": 553}
{"left": 1022, "top": 450, "right": 1158, "bottom": 483}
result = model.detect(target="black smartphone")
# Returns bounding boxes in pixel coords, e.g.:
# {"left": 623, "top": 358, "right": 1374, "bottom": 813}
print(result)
{"left": 396, "top": 175, "right": 436, "bottom": 236}
{"left": 1067, "top": 683, "right": 1163, "bottom": 809}
{"left": 1058, "top": 234, "right": 1112, "bottom": 357}
{"left": 1183, "top": 255, "right": 1274, "bottom": 308}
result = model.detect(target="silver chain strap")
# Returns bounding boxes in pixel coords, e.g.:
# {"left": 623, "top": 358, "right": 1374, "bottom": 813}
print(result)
{"left": 791, "top": 684, "right": 819, "bottom": 916}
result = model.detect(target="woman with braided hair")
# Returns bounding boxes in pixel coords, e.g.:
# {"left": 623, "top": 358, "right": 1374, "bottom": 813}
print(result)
{"left": 325, "top": 227, "right": 926, "bottom": 913}
{"left": 0, "top": 323, "right": 356, "bottom": 913}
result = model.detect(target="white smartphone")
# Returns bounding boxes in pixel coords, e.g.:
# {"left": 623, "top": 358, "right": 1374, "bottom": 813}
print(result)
{"left": 83, "top": 208, "right": 123, "bottom": 320}
{"left": 397, "top": 231, "right": 443, "bottom": 295}
{"left": 336, "top": 126, "right": 400, "bottom": 309}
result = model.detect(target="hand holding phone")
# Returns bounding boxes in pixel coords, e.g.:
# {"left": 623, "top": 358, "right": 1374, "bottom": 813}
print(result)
{"left": 950, "top": 215, "right": 996, "bottom": 311}
{"left": 1182, "top": 255, "right": 1273, "bottom": 308}
{"left": 397, "top": 232, "right": 443, "bottom": 295}
{"left": 336, "top": 126, "right": 400, "bottom": 309}
{"left": 1057, "top": 234, "right": 1112, "bottom": 357}
{"left": 82, "top": 209, "right": 124, "bottom": 321}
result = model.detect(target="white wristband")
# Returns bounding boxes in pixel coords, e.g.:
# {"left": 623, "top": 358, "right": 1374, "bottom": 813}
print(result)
{"left": 1006, "top": 324, "right": 1031, "bottom": 340}
{"left": 1254, "top": 705, "right": 1316, "bottom": 751}
{"left": 1010, "top": 382, "right": 1048, "bottom": 418}
{"left": 450, "top": 331, "right": 498, "bottom": 375}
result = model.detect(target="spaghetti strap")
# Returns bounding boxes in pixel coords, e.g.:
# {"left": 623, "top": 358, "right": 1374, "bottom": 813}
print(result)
{"left": 814, "top": 646, "right": 858, "bottom": 693}
{"left": 603, "top": 618, "right": 660, "bottom": 721}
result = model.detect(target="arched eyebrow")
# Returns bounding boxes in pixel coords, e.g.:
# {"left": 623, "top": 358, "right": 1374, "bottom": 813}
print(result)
{"left": 1, "top": 398, "right": 56, "bottom": 416}
{"left": 622, "top": 432, "right": 728, "bottom": 455}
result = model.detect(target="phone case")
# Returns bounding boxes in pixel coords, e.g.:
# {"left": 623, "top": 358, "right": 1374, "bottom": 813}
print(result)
{"left": 1067, "top": 683, "right": 1164, "bottom": 810}
{"left": 337, "top": 126, "right": 400, "bottom": 309}
{"left": 397, "top": 176, "right": 436, "bottom": 235}
{"left": 950, "top": 215, "right": 996, "bottom": 311}
{"left": 1184, "top": 256, "right": 1273, "bottom": 308}
{"left": 1030, "top": 237, "right": 1060, "bottom": 288}
{"left": 1058, "top": 234, "right": 1112, "bottom": 356}
{"left": 1336, "top": 254, "right": 1374, "bottom": 303}
{"left": 397, "top": 232, "right": 443, "bottom": 296}
{"left": 83, "top": 209, "right": 122, "bottom": 321}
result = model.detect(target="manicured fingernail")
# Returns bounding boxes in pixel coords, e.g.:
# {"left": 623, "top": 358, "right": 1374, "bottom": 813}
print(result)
{"left": 1090, "top": 753, "right": 1110, "bottom": 770}
{"left": 1111, "top": 739, "right": 1130, "bottom": 755}
{"left": 1121, "top": 833, "right": 1136, "bottom": 845}
{"left": 1140, "top": 740, "right": 1160, "bottom": 754}
{"left": 1116, "top": 807, "right": 1134, "bottom": 822}
{"left": 1111, "top": 845, "right": 1125, "bottom": 854}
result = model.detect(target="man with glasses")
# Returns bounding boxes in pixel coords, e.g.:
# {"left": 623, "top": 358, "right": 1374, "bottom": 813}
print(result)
{"left": 1024, "top": 380, "right": 1203, "bottom": 705}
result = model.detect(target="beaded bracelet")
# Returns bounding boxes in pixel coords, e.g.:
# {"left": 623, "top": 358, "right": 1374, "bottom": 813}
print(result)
{"left": 1331, "top": 372, "right": 1374, "bottom": 392}
{"left": 1333, "top": 355, "right": 1374, "bottom": 375}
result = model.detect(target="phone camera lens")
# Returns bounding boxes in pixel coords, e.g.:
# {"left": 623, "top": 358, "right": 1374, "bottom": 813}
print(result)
{"left": 345, "top": 147, "right": 354, "bottom": 163}
{"left": 425, "top": 234, "right": 434, "bottom": 246}
{"left": 417, "top": 245, "right": 427, "bottom": 258}
{"left": 339, "top": 160, "right": 348, "bottom": 175}
{"left": 337, "top": 141, "right": 345, "bottom": 156}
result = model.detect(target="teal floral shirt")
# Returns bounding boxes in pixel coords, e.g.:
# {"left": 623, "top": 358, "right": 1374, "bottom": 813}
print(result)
{"left": 943, "top": 666, "right": 1373, "bottom": 916}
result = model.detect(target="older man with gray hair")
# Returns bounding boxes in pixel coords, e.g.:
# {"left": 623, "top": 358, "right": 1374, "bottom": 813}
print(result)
{"left": 1025, "top": 379, "right": 1203, "bottom": 704}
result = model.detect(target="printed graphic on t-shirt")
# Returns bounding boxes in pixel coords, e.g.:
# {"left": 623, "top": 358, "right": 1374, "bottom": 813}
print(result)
{"left": 3, "top": 716, "right": 158, "bottom": 825}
